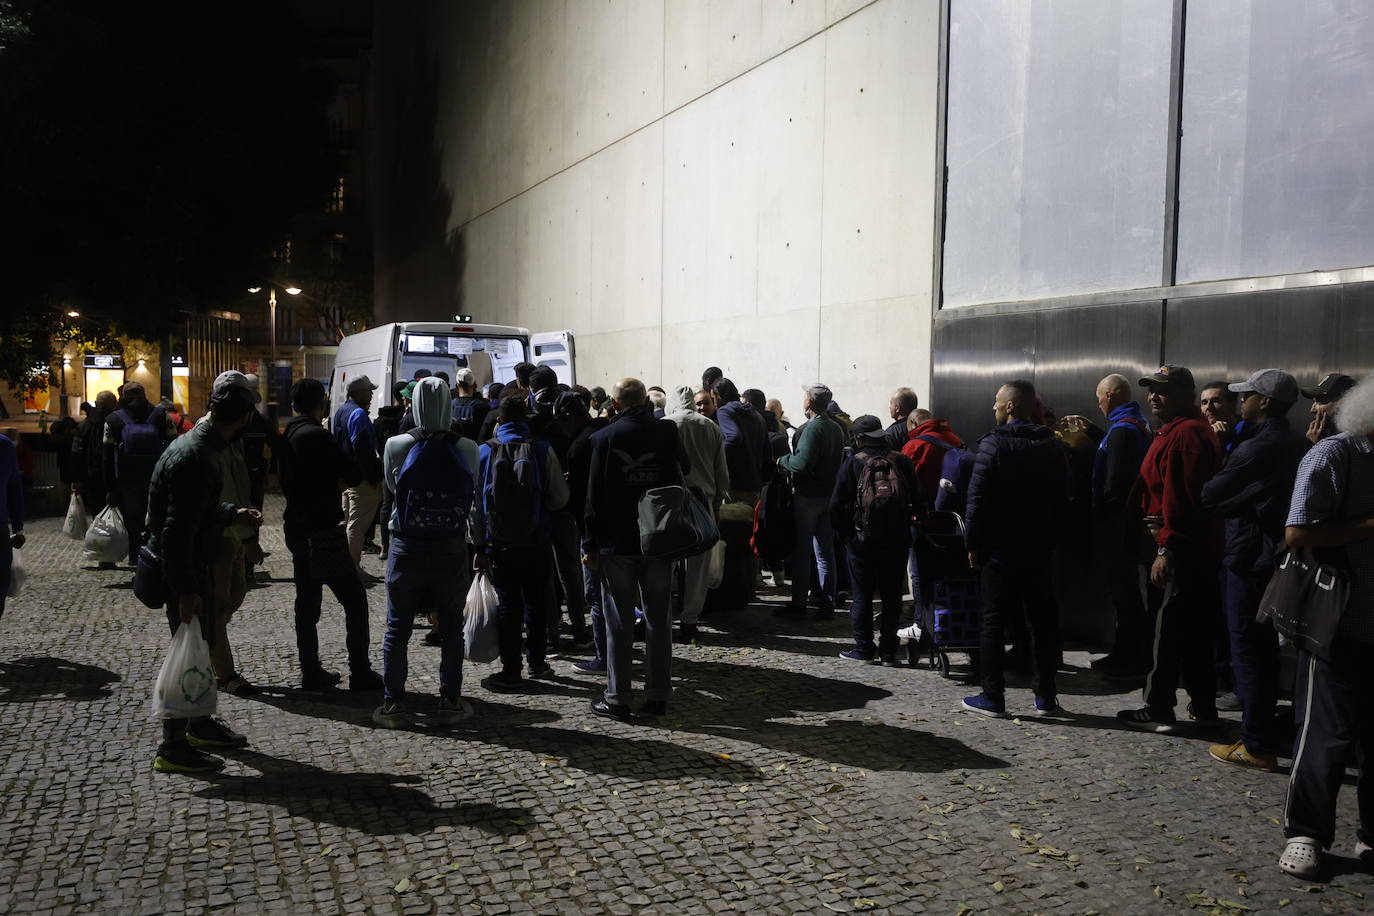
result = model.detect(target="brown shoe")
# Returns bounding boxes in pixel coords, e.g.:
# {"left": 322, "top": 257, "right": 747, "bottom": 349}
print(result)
{"left": 1208, "top": 740, "right": 1278, "bottom": 772}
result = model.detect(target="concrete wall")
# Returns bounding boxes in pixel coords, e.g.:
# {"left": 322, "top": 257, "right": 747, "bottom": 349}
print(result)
{"left": 373, "top": 0, "right": 940, "bottom": 418}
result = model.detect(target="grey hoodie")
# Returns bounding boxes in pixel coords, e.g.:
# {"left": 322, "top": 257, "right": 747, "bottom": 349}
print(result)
{"left": 666, "top": 385, "right": 730, "bottom": 505}
{"left": 382, "top": 376, "right": 480, "bottom": 536}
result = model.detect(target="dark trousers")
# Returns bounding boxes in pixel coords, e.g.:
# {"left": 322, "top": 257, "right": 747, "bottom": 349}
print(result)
{"left": 0, "top": 539, "right": 11, "bottom": 619}
{"left": 848, "top": 546, "right": 907, "bottom": 657}
{"left": 1097, "top": 514, "right": 1150, "bottom": 662}
{"left": 382, "top": 536, "right": 466, "bottom": 702}
{"left": 489, "top": 544, "right": 553, "bottom": 674}
{"left": 1225, "top": 568, "right": 1281, "bottom": 754}
{"left": 1284, "top": 642, "right": 1374, "bottom": 848}
{"left": 546, "top": 510, "right": 587, "bottom": 643}
{"left": 286, "top": 531, "right": 372, "bottom": 676}
{"left": 584, "top": 561, "right": 606, "bottom": 662}
{"left": 1143, "top": 560, "right": 1219, "bottom": 716}
{"left": 119, "top": 480, "right": 151, "bottom": 563}
{"left": 160, "top": 582, "right": 215, "bottom": 749}
{"left": 978, "top": 558, "right": 1060, "bottom": 701}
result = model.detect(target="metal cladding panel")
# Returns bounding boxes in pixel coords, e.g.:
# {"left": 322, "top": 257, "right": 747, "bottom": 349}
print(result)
{"left": 933, "top": 301, "right": 1164, "bottom": 441}
{"left": 1164, "top": 283, "right": 1374, "bottom": 389}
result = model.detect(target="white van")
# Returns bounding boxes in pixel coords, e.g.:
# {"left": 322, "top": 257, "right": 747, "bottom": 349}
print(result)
{"left": 329, "top": 322, "right": 575, "bottom": 420}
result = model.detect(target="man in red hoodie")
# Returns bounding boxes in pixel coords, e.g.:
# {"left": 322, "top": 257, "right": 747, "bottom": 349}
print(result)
{"left": 898, "top": 412, "right": 964, "bottom": 640}
{"left": 1117, "top": 365, "right": 1224, "bottom": 732}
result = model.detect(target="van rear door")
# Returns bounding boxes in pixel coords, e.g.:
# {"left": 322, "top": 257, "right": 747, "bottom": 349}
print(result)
{"left": 531, "top": 330, "right": 576, "bottom": 386}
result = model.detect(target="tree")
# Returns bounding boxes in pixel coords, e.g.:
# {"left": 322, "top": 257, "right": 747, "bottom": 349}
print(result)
{"left": 0, "top": 0, "right": 339, "bottom": 371}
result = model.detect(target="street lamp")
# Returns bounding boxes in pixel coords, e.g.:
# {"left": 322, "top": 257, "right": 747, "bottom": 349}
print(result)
{"left": 247, "top": 284, "right": 302, "bottom": 405}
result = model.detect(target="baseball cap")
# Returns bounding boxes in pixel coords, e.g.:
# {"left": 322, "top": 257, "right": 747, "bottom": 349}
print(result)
{"left": 210, "top": 371, "right": 256, "bottom": 410}
{"left": 1139, "top": 365, "right": 1195, "bottom": 390}
{"left": 1300, "top": 373, "right": 1356, "bottom": 401}
{"left": 1228, "top": 369, "right": 1299, "bottom": 402}
{"left": 849, "top": 414, "right": 886, "bottom": 440}
{"left": 346, "top": 375, "right": 378, "bottom": 395}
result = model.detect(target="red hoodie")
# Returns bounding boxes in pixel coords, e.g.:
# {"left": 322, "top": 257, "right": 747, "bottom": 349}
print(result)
{"left": 1130, "top": 405, "right": 1222, "bottom": 557}
{"left": 902, "top": 419, "right": 963, "bottom": 505}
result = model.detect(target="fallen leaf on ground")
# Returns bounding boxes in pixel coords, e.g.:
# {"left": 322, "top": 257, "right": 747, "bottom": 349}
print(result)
{"left": 394, "top": 877, "right": 412, "bottom": 893}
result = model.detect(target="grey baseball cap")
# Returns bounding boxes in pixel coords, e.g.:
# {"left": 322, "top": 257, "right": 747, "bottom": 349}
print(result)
{"left": 1229, "top": 369, "right": 1299, "bottom": 402}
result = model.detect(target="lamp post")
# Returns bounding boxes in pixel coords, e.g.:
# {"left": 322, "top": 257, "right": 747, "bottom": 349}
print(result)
{"left": 248, "top": 285, "right": 301, "bottom": 406}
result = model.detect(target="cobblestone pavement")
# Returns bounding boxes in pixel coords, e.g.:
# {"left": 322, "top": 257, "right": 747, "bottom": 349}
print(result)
{"left": 1, "top": 497, "right": 1371, "bottom": 915}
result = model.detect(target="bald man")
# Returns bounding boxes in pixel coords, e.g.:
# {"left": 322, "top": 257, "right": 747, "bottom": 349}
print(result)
{"left": 1087, "top": 373, "right": 1154, "bottom": 677}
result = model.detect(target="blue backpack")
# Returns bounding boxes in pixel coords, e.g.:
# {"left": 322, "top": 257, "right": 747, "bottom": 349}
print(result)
{"left": 394, "top": 430, "right": 474, "bottom": 538}
{"left": 452, "top": 397, "right": 480, "bottom": 438}
{"left": 483, "top": 438, "right": 548, "bottom": 546}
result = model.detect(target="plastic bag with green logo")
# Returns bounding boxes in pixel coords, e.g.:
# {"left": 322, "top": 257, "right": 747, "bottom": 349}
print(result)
{"left": 151, "top": 620, "right": 218, "bottom": 719}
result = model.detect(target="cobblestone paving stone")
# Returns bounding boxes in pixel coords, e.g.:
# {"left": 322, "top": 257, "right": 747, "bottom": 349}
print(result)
{"left": 1, "top": 497, "right": 1372, "bottom": 914}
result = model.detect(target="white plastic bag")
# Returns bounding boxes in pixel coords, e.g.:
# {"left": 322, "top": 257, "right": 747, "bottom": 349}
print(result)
{"left": 706, "top": 541, "right": 725, "bottom": 590}
{"left": 7, "top": 548, "right": 25, "bottom": 598}
{"left": 82, "top": 505, "right": 129, "bottom": 565}
{"left": 62, "top": 493, "right": 90, "bottom": 540}
{"left": 463, "top": 572, "right": 501, "bottom": 664}
{"left": 151, "top": 621, "right": 218, "bottom": 719}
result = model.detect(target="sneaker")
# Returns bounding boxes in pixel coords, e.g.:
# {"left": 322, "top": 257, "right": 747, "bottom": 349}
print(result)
{"left": 1208, "top": 740, "right": 1278, "bottom": 772}
{"left": 1033, "top": 696, "right": 1068, "bottom": 717}
{"left": 432, "top": 696, "right": 474, "bottom": 726}
{"left": 371, "top": 701, "right": 411, "bottom": 729}
{"left": 423, "top": 630, "right": 443, "bottom": 647}
{"left": 481, "top": 670, "right": 524, "bottom": 692}
{"left": 1186, "top": 702, "right": 1222, "bottom": 726}
{"left": 878, "top": 654, "right": 900, "bottom": 667}
{"left": 1116, "top": 707, "right": 1176, "bottom": 733}
{"left": 218, "top": 675, "right": 261, "bottom": 698}
{"left": 838, "top": 650, "right": 877, "bottom": 663}
{"left": 186, "top": 716, "right": 248, "bottom": 749}
{"left": 349, "top": 669, "right": 385, "bottom": 692}
{"left": 301, "top": 668, "right": 342, "bottom": 691}
{"left": 573, "top": 658, "right": 607, "bottom": 673}
{"left": 897, "top": 623, "right": 923, "bottom": 641}
{"left": 961, "top": 694, "right": 1008, "bottom": 718}
{"left": 1278, "top": 836, "right": 1324, "bottom": 879}
{"left": 679, "top": 623, "right": 700, "bottom": 644}
{"left": 153, "top": 743, "right": 225, "bottom": 774}
{"left": 1216, "top": 691, "right": 1243, "bottom": 712}
{"left": 640, "top": 700, "right": 667, "bottom": 717}
{"left": 590, "top": 698, "right": 631, "bottom": 722}
{"left": 1354, "top": 839, "right": 1374, "bottom": 867}
{"left": 527, "top": 662, "right": 556, "bottom": 680}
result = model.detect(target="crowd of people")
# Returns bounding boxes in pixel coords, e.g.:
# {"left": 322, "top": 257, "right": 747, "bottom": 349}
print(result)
{"left": 0, "top": 356, "right": 1370, "bottom": 883}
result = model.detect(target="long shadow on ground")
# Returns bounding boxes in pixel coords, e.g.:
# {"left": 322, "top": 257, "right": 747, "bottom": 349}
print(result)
{"left": 191, "top": 748, "right": 532, "bottom": 837}
{"left": 0, "top": 656, "right": 121, "bottom": 702}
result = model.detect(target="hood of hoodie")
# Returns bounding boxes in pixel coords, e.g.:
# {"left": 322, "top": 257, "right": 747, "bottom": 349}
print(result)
{"left": 910, "top": 418, "right": 960, "bottom": 443}
{"left": 410, "top": 377, "right": 451, "bottom": 433}
{"left": 667, "top": 385, "right": 696, "bottom": 417}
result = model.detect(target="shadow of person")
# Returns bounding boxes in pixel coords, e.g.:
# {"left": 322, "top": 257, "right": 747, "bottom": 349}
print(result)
{"left": 245, "top": 686, "right": 564, "bottom": 730}
{"left": 459, "top": 719, "right": 763, "bottom": 785}
{"left": 191, "top": 748, "right": 531, "bottom": 837}
{"left": 1014, "top": 711, "right": 1234, "bottom": 745}
{"left": 649, "top": 657, "right": 1004, "bottom": 772}
{"left": 0, "top": 656, "right": 120, "bottom": 702}
{"left": 690, "top": 718, "right": 1010, "bottom": 772}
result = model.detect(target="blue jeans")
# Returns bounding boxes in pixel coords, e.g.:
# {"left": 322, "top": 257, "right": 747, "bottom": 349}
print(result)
{"left": 790, "top": 495, "right": 835, "bottom": 611}
{"left": 601, "top": 555, "right": 672, "bottom": 706}
{"left": 1225, "top": 568, "right": 1280, "bottom": 754}
{"left": 287, "top": 530, "right": 373, "bottom": 676}
{"left": 382, "top": 536, "right": 467, "bottom": 702}
{"left": 847, "top": 546, "right": 907, "bottom": 656}
{"left": 584, "top": 561, "right": 606, "bottom": 661}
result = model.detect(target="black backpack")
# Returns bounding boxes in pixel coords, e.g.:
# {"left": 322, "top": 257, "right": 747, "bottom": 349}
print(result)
{"left": 750, "top": 466, "right": 795, "bottom": 564}
{"left": 482, "top": 438, "right": 548, "bottom": 546}
{"left": 853, "top": 451, "right": 912, "bottom": 547}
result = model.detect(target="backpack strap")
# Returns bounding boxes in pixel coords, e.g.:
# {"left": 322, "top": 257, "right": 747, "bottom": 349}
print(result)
{"left": 915, "top": 434, "right": 955, "bottom": 451}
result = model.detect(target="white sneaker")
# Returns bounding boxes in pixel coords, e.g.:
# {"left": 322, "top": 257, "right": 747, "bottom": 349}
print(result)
{"left": 432, "top": 696, "right": 474, "bottom": 727}
{"left": 897, "top": 624, "right": 923, "bottom": 641}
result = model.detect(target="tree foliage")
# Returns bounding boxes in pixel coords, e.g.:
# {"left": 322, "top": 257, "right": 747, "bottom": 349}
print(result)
{"left": 0, "top": 0, "right": 339, "bottom": 380}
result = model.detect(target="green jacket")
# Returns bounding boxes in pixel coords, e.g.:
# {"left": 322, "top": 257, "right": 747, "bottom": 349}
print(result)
{"left": 146, "top": 421, "right": 241, "bottom": 594}
{"left": 779, "top": 413, "right": 845, "bottom": 498}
